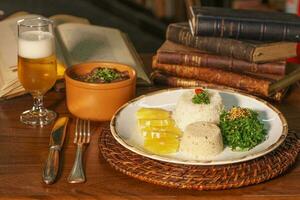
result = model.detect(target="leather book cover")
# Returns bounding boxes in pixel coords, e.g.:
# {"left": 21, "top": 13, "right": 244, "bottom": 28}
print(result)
{"left": 151, "top": 71, "right": 288, "bottom": 102}
{"left": 153, "top": 55, "right": 300, "bottom": 97}
{"left": 157, "top": 41, "right": 286, "bottom": 75}
{"left": 189, "top": 6, "right": 300, "bottom": 42}
{"left": 166, "top": 23, "right": 297, "bottom": 63}
{"left": 152, "top": 55, "right": 272, "bottom": 96}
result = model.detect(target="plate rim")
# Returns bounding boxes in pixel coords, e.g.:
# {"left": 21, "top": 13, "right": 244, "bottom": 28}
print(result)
{"left": 110, "top": 87, "right": 288, "bottom": 166}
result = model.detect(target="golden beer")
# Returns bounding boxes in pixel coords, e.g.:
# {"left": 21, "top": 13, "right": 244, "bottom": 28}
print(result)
{"left": 18, "top": 30, "right": 56, "bottom": 96}
{"left": 18, "top": 54, "right": 57, "bottom": 95}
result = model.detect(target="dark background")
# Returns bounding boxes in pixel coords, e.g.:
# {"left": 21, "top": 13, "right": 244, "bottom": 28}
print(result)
{"left": 0, "top": 0, "right": 287, "bottom": 53}
{"left": 0, "top": 0, "right": 168, "bottom": 53}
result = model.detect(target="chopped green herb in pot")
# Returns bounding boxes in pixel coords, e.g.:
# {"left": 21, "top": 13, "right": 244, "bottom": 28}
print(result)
{"left": 192, "top": 88, "right": 210, "bottom": 104}
{"left": 74, "top": 67, "right": 129, "bottom": 83}
{"left": 85, "top": 68, "right": 120, "bottom": 83}
{"left": 220, "top": 107, "right": 267, "bottom": 151}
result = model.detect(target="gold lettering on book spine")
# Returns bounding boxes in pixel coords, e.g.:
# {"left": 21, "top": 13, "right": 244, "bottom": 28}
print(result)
{"left": 220, "top": 19, "right": 225, "bottom": 37}
{"left": 259, "top": 23, "right": 266, "bottom": 41}
{"left": 282, "top": 24, "right": 288, "bottom": 40}
{"left": 236, "top": 21, "right": 241, "bottom": 38}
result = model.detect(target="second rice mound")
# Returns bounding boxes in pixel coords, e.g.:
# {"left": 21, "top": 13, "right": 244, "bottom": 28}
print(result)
{"left": 179, "top": 121, "right": 224, "bottom": 159}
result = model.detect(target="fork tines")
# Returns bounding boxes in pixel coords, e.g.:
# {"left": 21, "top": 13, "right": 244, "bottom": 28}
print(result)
{"left": 74, "top": 118, "right": 90, "bottom": 144}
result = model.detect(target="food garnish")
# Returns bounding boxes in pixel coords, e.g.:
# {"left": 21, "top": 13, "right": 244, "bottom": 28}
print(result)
{"left": 86, "top": 68, "right": 120, "bottom": 82}
{"left": 220, "top": 107, "right": 266, "bottom": 151}
{"left": 74, "top": 67, "right": 129, "bottom": 83}
{"left": 227, "top": 107, "right": 251, "bottom": 120}
{"left": 192, "top": 88, "right": 210, "bottom": 104}
{"left": 136, "top": 108, "right": 182, "bottom": 155}
{"left": 195, "top": 88, "right": 204, "bottom": 94}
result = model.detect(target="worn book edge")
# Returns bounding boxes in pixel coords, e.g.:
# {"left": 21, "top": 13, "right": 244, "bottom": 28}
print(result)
{"left": 151, "top": 70, "right": 288, "bottom": 102}
{"left": 269, "top": 64, "right": 300, "bottom": 92}
{"left": 157, "top": 40, "right": 287, "bottom": 75}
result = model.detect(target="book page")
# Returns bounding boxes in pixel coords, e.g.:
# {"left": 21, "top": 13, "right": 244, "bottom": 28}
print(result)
{"left": 6, "top": 11, "right": 29, "bottom": 19}
{"left": 50, "top": 14, "right": 90, "bottom": 27}
{"left": 49, "top": 15, "right": 90, "bottom": 72}
{"left": 56, "top": 23, "right": 151, "bottom": 85}
{"left": 0, "top": 14, "right": 40, "bottom": 90}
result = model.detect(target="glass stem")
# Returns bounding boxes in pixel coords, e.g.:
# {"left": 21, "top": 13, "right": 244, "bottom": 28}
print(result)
{"left": 32, "top": 95, "right": 45, "bottom": 114}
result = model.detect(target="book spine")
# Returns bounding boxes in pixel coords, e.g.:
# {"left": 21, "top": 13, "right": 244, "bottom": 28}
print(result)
{"left": 151, "top": 70, "right": 215, "bottom": 87}
{"left": 194, "top": 16, "right": 300, "bottom": 42}
{"left": 157, "top": 51, "right": 286, "bottom": 75}
{"left": 151, "top": 71, "right": 286, "bottom": 101}
{"left": 243, "top": 72, "right": 284, "bottom": 81}
{"left": 152, "top": 56, "right": 271, "bottom": 96}
{"left": 166, "top": 24, "right": 255, "bottom": 62}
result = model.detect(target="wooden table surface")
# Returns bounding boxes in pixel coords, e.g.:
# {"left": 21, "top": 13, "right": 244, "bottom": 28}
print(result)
{"left": 0, "top": 55, "right": 300, "bottom": 200}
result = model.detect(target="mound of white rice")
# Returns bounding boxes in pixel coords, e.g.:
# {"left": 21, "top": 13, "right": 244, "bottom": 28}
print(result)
{"left": 173, "top": 90, "right": 223, "bottom": 130}
{"left": 179, "top": 121, "right": 224, "bottom": 159}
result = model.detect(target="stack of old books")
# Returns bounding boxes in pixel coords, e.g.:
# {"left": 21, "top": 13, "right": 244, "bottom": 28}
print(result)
{"left": 152, "top": 6, "right": 300, "bottom": 101}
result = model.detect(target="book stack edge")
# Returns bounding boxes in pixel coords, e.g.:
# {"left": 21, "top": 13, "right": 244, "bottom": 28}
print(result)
{"left": 151, "top": 6, "right": 300, "bottom": 101}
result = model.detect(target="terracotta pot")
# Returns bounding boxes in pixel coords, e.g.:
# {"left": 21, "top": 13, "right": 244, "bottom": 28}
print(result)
{"left": 65, "top": 61, "right": 136, "bottom": 121}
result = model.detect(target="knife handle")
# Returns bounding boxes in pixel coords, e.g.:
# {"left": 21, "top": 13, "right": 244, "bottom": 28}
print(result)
{"left": 42, "top": 146, "right": 60, "bottom": 184}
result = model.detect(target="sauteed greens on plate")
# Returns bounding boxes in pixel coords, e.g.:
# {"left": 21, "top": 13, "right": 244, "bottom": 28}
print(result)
{"left": 220, "top": 107, "right": 267, "bottom": 151}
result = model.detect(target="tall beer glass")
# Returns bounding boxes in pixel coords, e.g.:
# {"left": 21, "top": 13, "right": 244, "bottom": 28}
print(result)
{"left": 17, "top": 17, "right": 57, "bottom": 126}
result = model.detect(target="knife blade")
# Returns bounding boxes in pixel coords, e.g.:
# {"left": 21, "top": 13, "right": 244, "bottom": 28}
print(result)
{"left": 42, "top": 117, "right": 69, "bottom": 184}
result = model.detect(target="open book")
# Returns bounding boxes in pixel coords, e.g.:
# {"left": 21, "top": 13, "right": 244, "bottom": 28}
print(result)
{"left": 0, "top": 13, "right": 151, "bottom": 99}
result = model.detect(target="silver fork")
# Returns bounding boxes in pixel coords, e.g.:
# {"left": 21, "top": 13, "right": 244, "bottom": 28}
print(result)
{"left": 68, "top": 118, "right": 90, "bottom": 183}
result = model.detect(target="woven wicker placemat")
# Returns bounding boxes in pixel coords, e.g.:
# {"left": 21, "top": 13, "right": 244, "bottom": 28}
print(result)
{"left": 99, "top": 128, "right": 300, "bottom": 190}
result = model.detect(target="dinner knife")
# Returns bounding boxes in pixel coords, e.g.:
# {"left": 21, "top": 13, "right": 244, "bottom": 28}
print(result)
{"left": 42, "top": 117, "right": 69, "bottom": 184}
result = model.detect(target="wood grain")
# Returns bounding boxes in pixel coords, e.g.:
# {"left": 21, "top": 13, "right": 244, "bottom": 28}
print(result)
{"left": 0, "top": 55, "right": 300, "bottom": 199}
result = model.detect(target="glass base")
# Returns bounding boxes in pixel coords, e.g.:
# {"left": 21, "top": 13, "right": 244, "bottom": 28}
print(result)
{"left": 20, "top": 109, "right": 57, "bottom": 126}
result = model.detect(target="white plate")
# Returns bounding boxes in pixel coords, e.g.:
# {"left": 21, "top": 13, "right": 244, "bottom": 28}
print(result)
{"left": 110, "top": 88, "right": 288, "bottom": 165}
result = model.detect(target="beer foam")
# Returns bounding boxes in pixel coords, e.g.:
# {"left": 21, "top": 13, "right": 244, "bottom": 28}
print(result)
{"left": 18, "top": 31, "right": 54, "bottom": 59}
